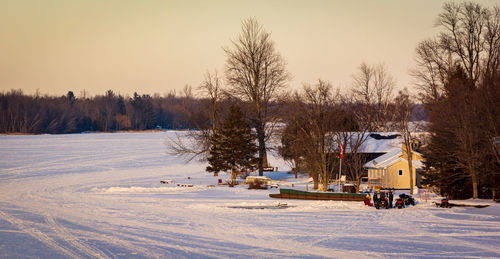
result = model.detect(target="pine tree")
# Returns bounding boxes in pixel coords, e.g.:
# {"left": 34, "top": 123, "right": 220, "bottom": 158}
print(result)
{"left": 206, "top": 131, "right": 224, "bottom": 177}
{"left": 206, "top": 104, "right": 258, "bottom": 185}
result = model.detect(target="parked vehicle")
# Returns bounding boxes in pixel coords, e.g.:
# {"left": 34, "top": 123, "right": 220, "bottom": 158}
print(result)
{"left": 399, "top": 193, "right": 415, "bottom": 206}
{"left": 439, "top": 198, "right": 450, "bottom": 208}
{"left": 374, "top": 191, "right": 389, "bottom": 209}
{"left": 395, "top": 198, "right": 405, "bottom": 209}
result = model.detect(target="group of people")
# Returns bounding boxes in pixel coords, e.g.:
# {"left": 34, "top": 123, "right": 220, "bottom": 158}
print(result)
{"left": 363, "top": 190, "right": 394, "bottom": 208}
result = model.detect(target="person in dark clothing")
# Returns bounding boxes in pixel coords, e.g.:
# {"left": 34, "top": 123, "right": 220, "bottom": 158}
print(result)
{"left": 388, "top": 191, "right": 394, "bottom": 208}
{"left": 373, "top": 192, "right": 378, "bottom": 205}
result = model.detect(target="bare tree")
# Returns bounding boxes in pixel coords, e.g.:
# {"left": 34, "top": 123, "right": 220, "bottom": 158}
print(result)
{"left": 198, "top": 70, "right": 223, "bottom": 135}
{"left": 352, "top": 62, "right": 395, "bottom": 131}
{"left": 352, "top": 63, "right": 374, "bottom": 105}
{"left": 412, "top": 39, "right": 451, "bottom": 102}
{"left": 482, "top": 6, "right": 500, "bottom": 81}
{"left": 332, "top": 94, "right": 371, "bottom": 193}
{"left": 224, "top": 17, "right": 290, "bottom": 176}
{"left": 413, "top": 2, "right": 500, "bottom": 102}
{"left": 339, "top": 130, "right": 370, "bottom": 193}
{"left": 286, "top": 80, "right": 342, "bottom": 191}
{"left": 373, "top": 64, "right": 396, "bottom": 131}
{"left": 167, "top": 74, "right": 223, "bottom": 170}
{"left": 344, "top": 63, "right": 396, "bottom": 191}
{"left": 394, "top": 89, "right": 416, "bottom": 195}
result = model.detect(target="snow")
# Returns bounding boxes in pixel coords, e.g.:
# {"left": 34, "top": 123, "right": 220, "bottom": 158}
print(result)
{"left": 364, "top": 148, "right": 424, "bottom": 170}
{"left": 359, "top": 133, "right": 402, "bottom": 153}
{"left": 1, "top": 132, "right": 500, "bottom": 258}
{"left": 364, "top": 148, "right": 401, "bottom": 169}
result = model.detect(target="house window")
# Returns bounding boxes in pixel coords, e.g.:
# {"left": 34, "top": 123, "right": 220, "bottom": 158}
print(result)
{"left": 398, "top": 169, "right": 403, "bottom": 176}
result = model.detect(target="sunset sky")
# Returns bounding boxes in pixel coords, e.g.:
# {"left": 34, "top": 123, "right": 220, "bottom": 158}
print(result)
{"left": 1, "top": 0, "right": 498, "bottom": 97}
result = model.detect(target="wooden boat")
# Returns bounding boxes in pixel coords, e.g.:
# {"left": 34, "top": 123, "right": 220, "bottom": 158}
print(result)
{"left": 269, "top": 188, "right": 366, "bottom": 201}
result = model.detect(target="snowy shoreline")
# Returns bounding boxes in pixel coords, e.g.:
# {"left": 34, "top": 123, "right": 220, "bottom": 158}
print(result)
{"left": 1, "top": 132, "right": 499, "bottom": 258}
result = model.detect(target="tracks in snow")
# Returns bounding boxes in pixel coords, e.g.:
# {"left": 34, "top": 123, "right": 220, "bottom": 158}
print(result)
{"left": 0, "top": 210, "right": 80, "bottom": 258}
{"left": 0, "top": 209, "right": 113, "bottom": 259}
{"left": 44, "top": 214, "right": 112, "bottom": 259}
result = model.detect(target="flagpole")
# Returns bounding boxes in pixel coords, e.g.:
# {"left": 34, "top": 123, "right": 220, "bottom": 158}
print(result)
{"left": 338, "top": 142, "right": 343, "bottom": 192}
{"left": 338, "top": 157, "right": 342, "bottom": 192}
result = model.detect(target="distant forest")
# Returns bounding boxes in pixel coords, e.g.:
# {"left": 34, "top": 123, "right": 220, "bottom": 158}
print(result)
{"left": 0, "top": 89, "right": 215, "bottom": 134}
{"left": 0, "top": 88, "right": 427, "bottom": 134}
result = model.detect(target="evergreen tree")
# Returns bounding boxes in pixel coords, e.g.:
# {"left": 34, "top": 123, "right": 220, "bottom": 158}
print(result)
{"left": 422, "top": 66, "right": 487, "bottom": 199}
{"left": 130, "top": 93, "right": 156, "bottom": 130}
{"left": 66, "top": 91, "right": 76, "bottom": 104}
{"left": 117, "top": 95, "right": 126, "bottom": 115}
{"left": 206, "top": 104, "right": 258, "bottom": 185}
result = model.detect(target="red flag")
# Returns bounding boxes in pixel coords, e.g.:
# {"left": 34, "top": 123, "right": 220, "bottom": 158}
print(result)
{"left": 340, "top": 143, "right": 343, "bottom": 159}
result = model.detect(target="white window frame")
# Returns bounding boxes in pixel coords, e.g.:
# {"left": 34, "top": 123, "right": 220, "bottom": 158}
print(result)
{"left": 398, "top": 169, "right": 403, "bottom": 176}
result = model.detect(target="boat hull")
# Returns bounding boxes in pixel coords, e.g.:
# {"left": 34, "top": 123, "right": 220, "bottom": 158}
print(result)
{"left": 269, "top": 188, "right": 365, "bottom": 201}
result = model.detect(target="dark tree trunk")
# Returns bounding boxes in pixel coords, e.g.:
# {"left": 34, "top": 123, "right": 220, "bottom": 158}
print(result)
{"left": 256, "top": 121, "right": 267, "bottom": 176}
{"left": 471, "top": 169, "right": 479, "bottom": 199}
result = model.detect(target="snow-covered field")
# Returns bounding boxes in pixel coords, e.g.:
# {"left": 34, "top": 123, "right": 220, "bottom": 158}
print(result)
{"left": 1, "top": 132, "right": 499, "bottom": 258}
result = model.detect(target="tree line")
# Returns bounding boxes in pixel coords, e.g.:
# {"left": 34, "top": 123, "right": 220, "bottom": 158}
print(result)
{"left": 0, "top": 88, "right": 218, "bottom": 134}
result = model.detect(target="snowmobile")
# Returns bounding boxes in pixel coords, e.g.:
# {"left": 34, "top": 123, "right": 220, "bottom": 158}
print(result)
{"left": 439, "top": 198, "right": 450, "bottom": 208}
{"left": 374, "top": 191, "right": 389, "bottom": 209}
{"left": 399, "top": 193, "right": 415, "bottom": 206}
{"left": 395, "top": 198, "right": 405, "bottom": 209}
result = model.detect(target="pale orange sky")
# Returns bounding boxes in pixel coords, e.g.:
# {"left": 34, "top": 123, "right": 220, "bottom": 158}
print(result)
{"left": 1, "top": 0, "right": 498, "bottom": 97}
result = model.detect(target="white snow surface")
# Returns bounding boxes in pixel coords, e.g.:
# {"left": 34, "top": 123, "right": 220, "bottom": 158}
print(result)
{"left": 1, "top": 132, "right": 500, "bottom": 258}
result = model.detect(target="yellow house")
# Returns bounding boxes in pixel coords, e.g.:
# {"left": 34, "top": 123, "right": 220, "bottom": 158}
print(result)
{"left": 365, "top": 148, "right": 424, "bottom": 190}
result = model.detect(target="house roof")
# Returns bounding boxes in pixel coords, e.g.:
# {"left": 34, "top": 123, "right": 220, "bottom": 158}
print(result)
{"left": 359, "top": 133, "right": 403, "bottom": 153}
{"left": 332, "top": 132, "right": 402, "bottom": 153}
{"left": 336, "top": 131, "right": 428, "bottom": 155}
{"left": 364, "top": 148, "right": 400, "bottom": 169}
{"left": 364, "top": 147, "right": 423, "bottom": 170}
